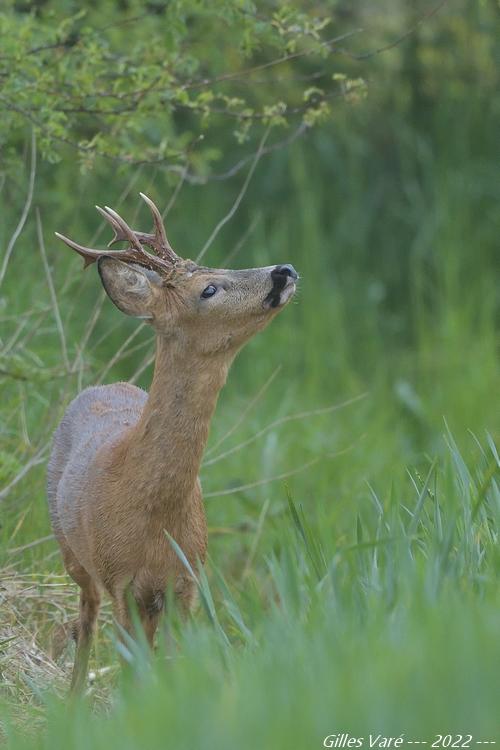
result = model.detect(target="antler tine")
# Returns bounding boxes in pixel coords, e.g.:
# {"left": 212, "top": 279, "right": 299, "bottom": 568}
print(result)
{"left": 139, "top": 192, "right": 179, "bottom": 262}
{"left": 54, "top": 231, "right": 150, "bottom": 270}
{"left": 96, "top": 205, "right": 160, "bottom": 254}
{"left": 139, "top": 193, "right": 167, "bottom": 249}
{"left": 103, "top": 205, "right": 145, "bottom": 254}
{"left": 54, "top": 232, "right": 105, "bottom": 268}
{"left": 95, "top": 205, "right": 127, "bottom": 247}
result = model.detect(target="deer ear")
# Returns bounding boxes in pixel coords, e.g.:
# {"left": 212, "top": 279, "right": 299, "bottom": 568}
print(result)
{"left": 97, "top": 257, "right": 162, "bottom": 319}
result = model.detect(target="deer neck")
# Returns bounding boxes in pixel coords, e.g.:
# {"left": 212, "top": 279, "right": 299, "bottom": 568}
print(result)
{"left": 122, "top": 335, "right": 229, "bottom": 505}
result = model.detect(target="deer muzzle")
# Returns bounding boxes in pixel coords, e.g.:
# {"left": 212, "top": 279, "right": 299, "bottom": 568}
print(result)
{"left": 265, "top": 264, "right": 298, "bottom": 308}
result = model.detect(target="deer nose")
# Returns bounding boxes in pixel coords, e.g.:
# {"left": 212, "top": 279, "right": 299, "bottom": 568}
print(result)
{"left": 271, "top": 264, "right": 298, "bottom": 281}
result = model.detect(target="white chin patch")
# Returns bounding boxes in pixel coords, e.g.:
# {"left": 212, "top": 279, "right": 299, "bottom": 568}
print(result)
{"left": 277, "top": 282, "right": 296, "bottom": 306}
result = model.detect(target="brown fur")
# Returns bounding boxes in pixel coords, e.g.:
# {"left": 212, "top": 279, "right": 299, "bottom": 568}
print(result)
{"left": 47, "top": 203, "right": 297, "bottom": 692}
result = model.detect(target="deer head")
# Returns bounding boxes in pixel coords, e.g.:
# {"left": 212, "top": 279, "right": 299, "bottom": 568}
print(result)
{"left": 56, "top": 194, "right": 298, "bottom": 357}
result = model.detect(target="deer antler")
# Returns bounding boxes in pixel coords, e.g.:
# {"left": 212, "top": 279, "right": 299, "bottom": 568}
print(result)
{"left": 55, "top": 195, "right": 180, "bottom": 274}
{"left": 138, "top": 193, "right": 178, "bottom": 263}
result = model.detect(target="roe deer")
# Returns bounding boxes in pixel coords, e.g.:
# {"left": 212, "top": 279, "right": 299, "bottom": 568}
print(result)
{"left": 47, "top": 194, "right": 297, "bottom": 692}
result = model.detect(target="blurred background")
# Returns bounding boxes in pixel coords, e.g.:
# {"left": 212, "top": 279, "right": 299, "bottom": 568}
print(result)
{"left": 0, "top": 0, "right": 499, "bottom": 743}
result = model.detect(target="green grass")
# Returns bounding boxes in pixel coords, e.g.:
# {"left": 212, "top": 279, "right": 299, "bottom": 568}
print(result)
{"left": 1, "top": 41, "right": 499, "bottom": 746}
{"left": 1, "top": 437, "right": 499, "bottom": 747}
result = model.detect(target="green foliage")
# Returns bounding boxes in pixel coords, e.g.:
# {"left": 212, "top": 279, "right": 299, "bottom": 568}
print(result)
{"left": 0, "top": 0, "right": 351, "bottom": 173}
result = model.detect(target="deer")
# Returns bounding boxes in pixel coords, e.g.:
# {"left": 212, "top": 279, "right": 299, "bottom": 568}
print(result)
{"left": 47, "top": 193, "right": 298, "bottom": 692}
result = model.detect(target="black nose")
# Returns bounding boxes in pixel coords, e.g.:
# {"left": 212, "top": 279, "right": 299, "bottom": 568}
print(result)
{"left": 271, "top": 264, "right": 298, "bottom": 281}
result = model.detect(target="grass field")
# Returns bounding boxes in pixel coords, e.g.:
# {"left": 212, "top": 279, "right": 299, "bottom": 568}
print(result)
{"left": 1, "top": 29, "right": 499, "bottom": 747}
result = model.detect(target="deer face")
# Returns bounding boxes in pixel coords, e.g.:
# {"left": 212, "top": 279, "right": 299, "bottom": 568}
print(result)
{"left": 56, "top": 195, "right": 297, "bottom": 359}
{"left": 97, "top": 259, "right": 298, "bottom": 356}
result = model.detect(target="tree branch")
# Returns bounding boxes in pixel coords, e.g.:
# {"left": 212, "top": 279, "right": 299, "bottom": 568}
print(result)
{"left": 197, "top": 127, "right": 270, "bottom": 262}
{"left": 0, "top": 130, "right": 36, "bottom": 287}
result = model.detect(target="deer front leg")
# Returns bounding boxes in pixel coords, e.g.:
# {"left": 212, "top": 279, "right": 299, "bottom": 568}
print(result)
{"left": 135, "top": 588, "right": 165, "bottom": 647}
{"left": 111, "top": 583, "right": 160, "bottom": 653}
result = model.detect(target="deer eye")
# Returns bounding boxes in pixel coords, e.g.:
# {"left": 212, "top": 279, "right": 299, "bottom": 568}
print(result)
{"left": 201, "top": 284, "right": 217, "bottom": 299}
